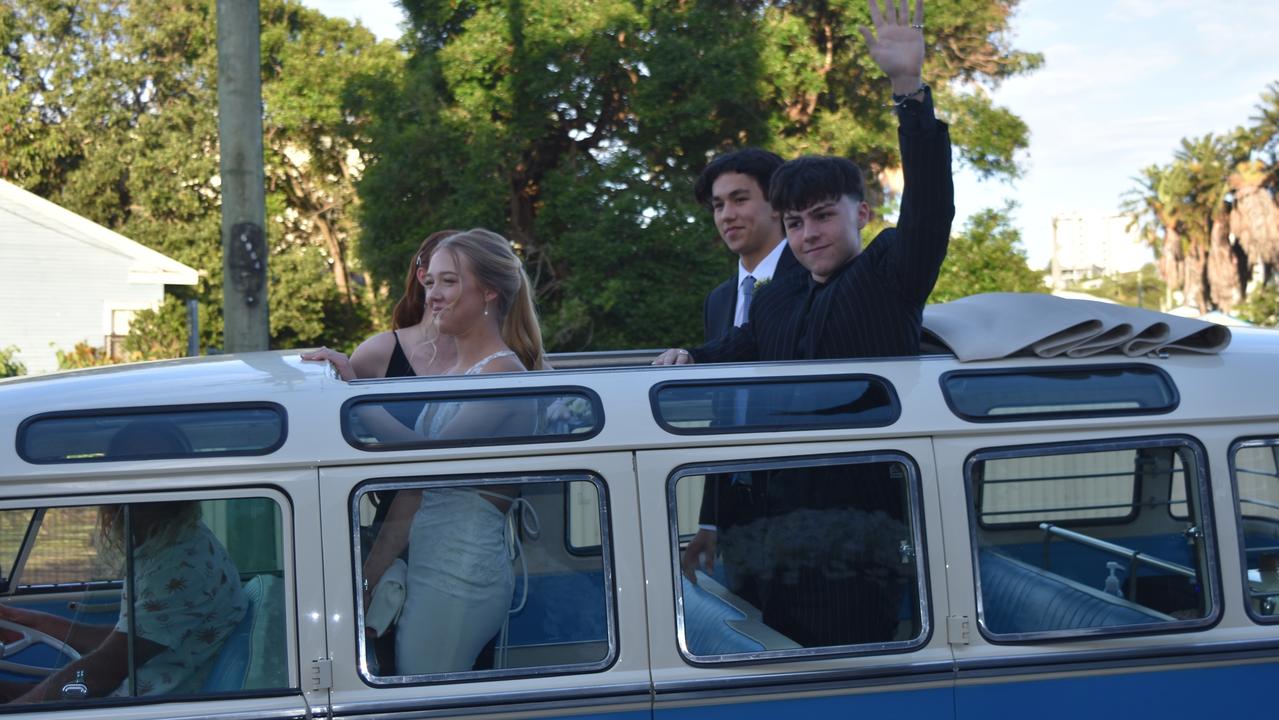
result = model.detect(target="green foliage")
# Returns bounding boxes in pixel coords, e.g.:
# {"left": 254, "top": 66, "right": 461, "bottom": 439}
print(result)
{"left": 1067, "top": 265, "right": 1166, "bottom": 311}
{"left": 0, "top": 346, "right": 26, "bottom": 378}
{"left": 1, "top": 0, "right": 399, "bottom": 356}
{"left": 1237, "top": 284, "right": 1279, "bottom": 327}
{"left": 358, "top": 0, "right": 1041, "bottom": 350}
{"left": 929, "top": 204, "right": 1044, "bottom": 304}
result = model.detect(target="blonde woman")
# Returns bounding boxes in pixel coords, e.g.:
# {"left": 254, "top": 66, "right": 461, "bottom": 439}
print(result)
{"left": 359, "top": 229, "right": 546, "bottom": 675}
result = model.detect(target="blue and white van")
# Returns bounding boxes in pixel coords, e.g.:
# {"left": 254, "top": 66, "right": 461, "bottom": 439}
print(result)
{"left": 0, "top": 312, "right": 1276, "bottom": 719}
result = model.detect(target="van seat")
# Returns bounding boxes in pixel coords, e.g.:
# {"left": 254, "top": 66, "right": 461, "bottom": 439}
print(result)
{"left": 680, "top": 575, "right": 764, "bottom": 655}
{"left": 979, "top": 550, "right": 1172, "bottom": 634}
{"left": 201, "top": 575, "right": 287, "bottom": 692}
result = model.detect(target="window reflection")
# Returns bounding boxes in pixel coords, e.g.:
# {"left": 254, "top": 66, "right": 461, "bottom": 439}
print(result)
{"left": 355, "top": 476, "right": 613, "bottom": 680}
{"left": 673, "top": 455, "right": 924, "bottom": 659}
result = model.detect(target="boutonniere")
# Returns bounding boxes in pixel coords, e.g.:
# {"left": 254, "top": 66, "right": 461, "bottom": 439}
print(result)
{"left": 754, "top": 277, "right": 772, "bottom": 292}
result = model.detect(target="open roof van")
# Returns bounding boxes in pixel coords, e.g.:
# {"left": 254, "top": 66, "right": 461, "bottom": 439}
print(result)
{"left": 1, "top": 317, "right": 1276, "bottom": 720}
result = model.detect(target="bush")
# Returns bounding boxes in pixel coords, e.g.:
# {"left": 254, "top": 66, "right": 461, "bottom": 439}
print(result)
{"left": 0, "top": 346, "right": 26, "bottom": 378}
{"left": 55, "top": 342, "right": 135, "bottom": 370}
{"left": 1238, "top": 284, "right": 1279, "bottom": 327}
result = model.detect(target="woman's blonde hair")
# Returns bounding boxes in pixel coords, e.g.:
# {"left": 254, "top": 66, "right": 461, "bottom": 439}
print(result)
{"left": 431, "top": 229, "right": 547, "bottom": 371}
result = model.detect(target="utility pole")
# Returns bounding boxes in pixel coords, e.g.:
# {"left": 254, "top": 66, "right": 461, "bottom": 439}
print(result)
{"left": 216, "top": 0, "right": 269, "bottom": 352}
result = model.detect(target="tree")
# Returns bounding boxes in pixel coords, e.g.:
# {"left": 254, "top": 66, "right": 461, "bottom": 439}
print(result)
{"left": 357, "top": 0, "right": 1042, "bottom": 350}
{"left": 1122, "top": 164, "right": 1183, "bottom": 309}
{"left": 1, "top": 0, "right": 401, "bottom": 360}
{"left": 1125, "top": 85, "right": 1279, "bottom": 315}
{"left": 928, "top": 204, "right": 1043, "bottom": 304}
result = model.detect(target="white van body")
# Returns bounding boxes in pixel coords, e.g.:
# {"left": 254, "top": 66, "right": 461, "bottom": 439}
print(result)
{"left": 0, "top": 328, "right": 1276, "bottom": 719}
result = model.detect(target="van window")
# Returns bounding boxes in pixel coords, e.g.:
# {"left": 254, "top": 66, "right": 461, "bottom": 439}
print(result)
{"left": 669, "top": 453, "right": 927, "bottom": 661}
{"left": 970, "top": 438, "right": 1217, "bottom": 640}
{"left": 0, "top": 495, "right": 291, "bottom": 705}
{"left": 18, "top": 404, "right": 286, "bottom": 464}
{"left": 976, "top": 449, "right": 1146, "bottom": 527}
{"left": 651, "top": 375, "right": 899, "bottom": 434}
{"left": 353, "top": 474, "right": 614, "bottom": 683}
{"left": 1230, "top": 438, "right": 1279, "bottom": 622}
{"left": 343, "top": 389, "right": 602, "bottom": 451}
{"left": 941, "top": 365, "right": 1177, "bottom": 422}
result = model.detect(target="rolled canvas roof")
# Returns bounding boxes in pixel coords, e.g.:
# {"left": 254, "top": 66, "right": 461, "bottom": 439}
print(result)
{"left": 922, "top": 293, "right": 1232, "bottom": 362}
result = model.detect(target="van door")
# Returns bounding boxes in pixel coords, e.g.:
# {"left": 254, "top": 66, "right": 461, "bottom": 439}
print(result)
{"left": 0, "top": 475, "right": 316, "bottom": 720}
{"left": 317, "top": 451, "right": 650, "bottom": 720}
{"left": 638, "top": 437, "right": 955, "bottom": 719}
{"left": 936, "top": 430, "right": 1270, "bottom": 719}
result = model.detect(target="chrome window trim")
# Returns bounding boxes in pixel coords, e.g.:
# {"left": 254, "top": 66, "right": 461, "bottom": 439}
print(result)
{"left": 965, "top": 435, "right": 1222, "bottom": 643}
{"left": 350, "top": 472, "right": 618, "bottom": 686}
{"left": 328, "top": 682, "right": 651, "bottom": 718}
{"left": 1230, "top": 436, "right": 1279, "bottom": 625}
{"left": 649, "top": 373, "right": 901, "bottom": 436}
{"left": 955, "top": 636, "right": 1279, "bottom": 677}
{"left": 651, "top": 659, "right": 954, "bottom": 696}
{"left": 666, "top": 451, "right": 932, "bottom": 665}
{"left": 340, "top": 386, "right": 604, "bottom": 452}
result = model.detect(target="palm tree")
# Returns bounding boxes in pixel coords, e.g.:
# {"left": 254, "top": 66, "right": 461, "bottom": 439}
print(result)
{"left": 1122, "top": 164, "right": 1180, "bottom": 309}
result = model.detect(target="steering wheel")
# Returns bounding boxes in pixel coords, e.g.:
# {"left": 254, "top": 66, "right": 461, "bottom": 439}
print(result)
{"left": 0, "top": 619, "right": 81, "bottom": 677}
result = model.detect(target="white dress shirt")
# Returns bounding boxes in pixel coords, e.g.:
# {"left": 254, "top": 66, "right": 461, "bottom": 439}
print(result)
{"left": 734, "top": 240, "right": 787, "bottom": 327}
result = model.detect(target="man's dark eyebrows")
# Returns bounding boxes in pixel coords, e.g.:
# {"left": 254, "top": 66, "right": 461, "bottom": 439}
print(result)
{"left": 716, "top": 188, "right": 752, "bottom": 201}
{"left": 785, "top": 200, "right": 835, "bottom": 217}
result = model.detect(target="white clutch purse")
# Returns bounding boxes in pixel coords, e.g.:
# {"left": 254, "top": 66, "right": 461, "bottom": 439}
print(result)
{"left": 365, "top": 558, "right": 407, "bottom": 637}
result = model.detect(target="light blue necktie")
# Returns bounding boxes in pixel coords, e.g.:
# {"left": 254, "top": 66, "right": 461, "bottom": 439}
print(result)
{"left": 738, "top": 274, "right": 756, "bottom": 326}
{"left": 732, "top": 275, "right": 757, "bottom": 438}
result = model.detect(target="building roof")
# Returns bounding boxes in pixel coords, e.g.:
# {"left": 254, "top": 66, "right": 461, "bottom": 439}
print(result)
{"left": 0, "top": 179, "right": 198, "bottom": 286}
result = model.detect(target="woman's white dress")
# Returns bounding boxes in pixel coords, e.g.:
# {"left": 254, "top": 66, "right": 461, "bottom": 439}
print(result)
{"left": 396, "top": 350, "right": 521, "bottom": 675}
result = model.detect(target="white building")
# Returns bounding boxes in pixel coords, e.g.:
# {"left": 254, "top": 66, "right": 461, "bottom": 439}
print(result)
{"left": 0, "top": 179, "right": 198, "bottom": 375}
{"left": 1050, "top": 212, "right": 1154, "bottom": 289}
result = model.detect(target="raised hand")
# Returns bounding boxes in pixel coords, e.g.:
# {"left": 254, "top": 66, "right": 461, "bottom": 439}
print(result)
{"left": 859, "top": 0, "right": 925, "bottom": 95}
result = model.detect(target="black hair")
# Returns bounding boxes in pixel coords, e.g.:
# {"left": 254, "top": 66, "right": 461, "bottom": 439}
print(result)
{"left": 693, "top": 148, "right": 785, "bottom": 206}
{"left": 768, "top": 155, "right": 866, "bottom": 214}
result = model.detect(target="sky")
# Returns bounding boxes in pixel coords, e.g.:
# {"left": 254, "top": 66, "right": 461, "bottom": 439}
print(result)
{"left": 302, "top": 0, "right": 1279, "bottom": 268}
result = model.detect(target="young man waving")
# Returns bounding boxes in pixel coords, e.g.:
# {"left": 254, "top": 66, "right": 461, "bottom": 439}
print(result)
{"left": 655, "top": 0, "right": 953, "bottom": 366}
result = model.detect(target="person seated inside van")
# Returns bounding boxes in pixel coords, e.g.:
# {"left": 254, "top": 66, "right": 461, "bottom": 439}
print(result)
{"left": 0, "top": 420, "right": 247, "bottom": 703}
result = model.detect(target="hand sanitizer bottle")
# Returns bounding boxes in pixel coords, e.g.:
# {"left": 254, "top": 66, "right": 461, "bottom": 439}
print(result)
{"left": 1104, "top": 562, "right": 1124, "bottom": 598}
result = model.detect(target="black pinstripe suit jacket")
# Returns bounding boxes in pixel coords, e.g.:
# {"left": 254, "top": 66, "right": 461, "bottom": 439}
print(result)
{"left": 690, "top": 97, "right": 954, "bottom": 364}
{"left": 702, "top": 244, "right": 803, "bottom": 343}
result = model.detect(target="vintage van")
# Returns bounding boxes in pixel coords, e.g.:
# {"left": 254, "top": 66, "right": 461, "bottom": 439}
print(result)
{"left": 0, "top": 305, "right": 1276, "bottom": 719}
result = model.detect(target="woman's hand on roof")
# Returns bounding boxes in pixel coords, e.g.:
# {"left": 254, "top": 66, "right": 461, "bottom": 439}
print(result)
{"left": 301, "top": 347, "right": 356, "bottom": 381}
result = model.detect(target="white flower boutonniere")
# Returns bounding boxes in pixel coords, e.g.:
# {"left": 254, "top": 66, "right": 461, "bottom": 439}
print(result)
{"left": 754, "top": 277, "right": 772, "bottom": 292}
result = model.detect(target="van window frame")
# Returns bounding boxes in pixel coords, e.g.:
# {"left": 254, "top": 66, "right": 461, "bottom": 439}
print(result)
{"left": 16, "top": 402, "right": 288, "bottom": 465}
{"left": 1230, "top": 436, "right": 1279, "bottom": 625}
{"left": 966, "top": 434, "right": 1221, "bottom": 644}
{"left": 939, "top": 363, "right": 1179, "bottom": 423}
{"left": 0, "top": 486, "right": 298, "bottom": 703}
{"left": 649, "top": 373, "right": 901, "bottom": 436}
{"left": 340, "top": 386, "right": 604, "bottom": 452}
{"left": 350, "top": 471, "right": 619, "bottom": 686}
{"left": 666, "top": 450, "right": 933, "bottom": 665}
